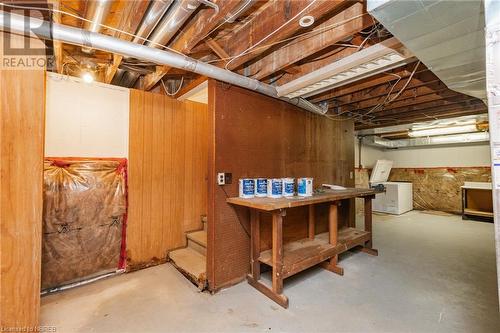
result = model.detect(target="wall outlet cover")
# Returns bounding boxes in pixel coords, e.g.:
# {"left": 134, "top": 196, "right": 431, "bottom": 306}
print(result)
{"left": 217, "top": 173, "right": 225, "bottom": 185}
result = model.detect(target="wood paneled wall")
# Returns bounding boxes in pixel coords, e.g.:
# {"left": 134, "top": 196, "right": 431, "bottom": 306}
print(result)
{"left": 207, "top": 80, "right": 355, "bottom": 291}
{"left": 127, "top": 90, "right": 208, "bottom": 268}
{"left": 0, "top": 38, "right": 45, "bottom": 327}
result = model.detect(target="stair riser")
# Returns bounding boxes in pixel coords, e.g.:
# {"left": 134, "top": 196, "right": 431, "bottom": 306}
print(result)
{"left": 188, "top": 239, "right": 206, "bottom": 256}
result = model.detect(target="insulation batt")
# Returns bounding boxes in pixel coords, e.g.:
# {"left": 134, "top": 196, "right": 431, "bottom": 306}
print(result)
{"left": 42, "top": 159, "right": 127, "bottom": 290}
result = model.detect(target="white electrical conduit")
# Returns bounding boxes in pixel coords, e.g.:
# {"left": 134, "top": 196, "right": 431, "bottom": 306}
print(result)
{"left": 0, "top": 11, "right": 327, "bottom": 115}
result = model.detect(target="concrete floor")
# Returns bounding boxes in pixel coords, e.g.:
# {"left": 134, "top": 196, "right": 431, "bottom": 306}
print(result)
{"left": 41, "top": 211, "right": 499, "bottom": 333}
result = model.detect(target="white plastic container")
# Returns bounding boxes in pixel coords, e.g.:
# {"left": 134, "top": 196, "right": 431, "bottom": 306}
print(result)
{"left": 282, "top": 178, "right": 295, "bottom": 197}
{"left": 267, "top": 178, "right": 283, "bottom": 198}
{"left": 255, "top": 178, "right": 268, "bottom": 197}
{"left": 297, "top": 178, "right": 313, "bottom": 197}
{"left": 239, "top": 178, "right": 255, "bottom": 198}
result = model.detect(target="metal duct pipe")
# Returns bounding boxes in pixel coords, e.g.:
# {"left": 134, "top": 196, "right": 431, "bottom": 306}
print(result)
{"left": 146, "top": 0, "right": 201, "bottom": 48}
{"left": 133, "top": 0, "right": 174, "bottom": 44}
{"left": 0, "top": 11, "right": 326, "bottom": 115}
{"left": 81, "top": 0, "right": 112, "bottom": 53}
{"left": 119, "top": 0, "right": 174, "bottom": 87}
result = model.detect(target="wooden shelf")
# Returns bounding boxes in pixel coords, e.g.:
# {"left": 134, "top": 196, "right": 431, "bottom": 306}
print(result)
{"left": 258, "top": 228, "right": 370, "bottom": 279}
{"left": 464, "top": 208, "right": 494, "bottom": 218}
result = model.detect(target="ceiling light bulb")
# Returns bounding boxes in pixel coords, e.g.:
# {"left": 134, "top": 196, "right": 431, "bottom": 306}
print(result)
{"left": 82, "top": 72, "right": 94, "bottom": 83}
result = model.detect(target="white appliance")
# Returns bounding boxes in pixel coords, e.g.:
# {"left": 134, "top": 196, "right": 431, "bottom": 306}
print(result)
{"left": 369, "top": 160, "right": 413, "bottom": 215}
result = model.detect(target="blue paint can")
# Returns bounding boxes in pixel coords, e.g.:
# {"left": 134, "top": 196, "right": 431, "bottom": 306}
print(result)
{"left": 239, "top": 178, "right": 255, "bottom": 198}
{"left": 282, "top": 178, "right": 295, "bottom": 197}
{"left": 298, "top": 178, "right": 313, "bottom": 197}
{"left": 255, "top": 178, "right": 268, "bottom": 197}
{"left": 267, "top": 178, "right": 283, "bottom": 198}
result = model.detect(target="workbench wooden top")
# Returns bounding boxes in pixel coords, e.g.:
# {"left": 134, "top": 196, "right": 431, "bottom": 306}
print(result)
{"left": 226, "top": 188, "right": 376, "bottom": 211}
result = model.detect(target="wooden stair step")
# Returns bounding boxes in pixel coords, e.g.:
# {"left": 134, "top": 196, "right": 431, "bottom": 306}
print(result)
{"left": 186, "top": 230, "right": 207, "bottom": 248}
{"left": 168, "top": 247, "right": 206, "bottom": 290}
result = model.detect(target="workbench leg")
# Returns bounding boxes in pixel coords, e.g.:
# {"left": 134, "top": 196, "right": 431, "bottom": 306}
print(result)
{"left": 250, "top": 209, "right": 260, "bottom": 280}
{"left": 247, "top": 209, "right": 288, "bottom": 308}
{"left": 308, "top": 205, "right": 315, "bottom": 240}
{"left": 272, "top": 211, "right": 284, "bottom": 294}
{"left": 361, "top": 196, "right": 378, "bottom": 256}
{"left": 322, "top": 201, "right": 344, "bottom": 275}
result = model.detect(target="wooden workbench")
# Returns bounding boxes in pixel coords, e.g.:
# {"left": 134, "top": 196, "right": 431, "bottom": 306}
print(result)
{"left": 227, "top": 188, "right": 378, "bottom": 308}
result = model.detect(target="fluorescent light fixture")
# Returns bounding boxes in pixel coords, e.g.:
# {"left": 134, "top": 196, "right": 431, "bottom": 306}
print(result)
{"left": 82, "top": 72, "right": 94, "bottom": 84}
{"left": 429, "top": 132, "right": 489, "bottom": 144}
{"left": 276, "top": 37, "right": 415, "bottom": 98}
{"left": 366, "top": 131, "right": 489, "bottom": 149}
{"left": 408, "top": 124, "right": 478, "bottom": 137}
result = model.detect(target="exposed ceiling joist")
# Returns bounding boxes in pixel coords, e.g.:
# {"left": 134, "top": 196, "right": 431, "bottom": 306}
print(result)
{"left": 222, "top": 0, "right": 353, "bottom": 71}
{"left": 366, "top": 97, "right": 482, "bottom": 118}
{"left": 340, "top": 85, "right": 452, "bottom": 111}
{"left": 245, "top": 2, "right": 372, "bottom": 81}
{"left": 205, "top": 37, "right": 230, "bottom": 60}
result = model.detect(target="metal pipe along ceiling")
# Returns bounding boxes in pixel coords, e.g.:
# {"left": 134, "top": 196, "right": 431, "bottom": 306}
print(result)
{"left": 146, "top": 0, "right": 201, "bottom": 48}
{"left": 116, "top": 0, "right": 175, "bottom": 87}
{"left": 81, "top": 0, "right": 112, "bottom": 53}
{"left": 132, "top": 0, "right": 174, "bottom": 44}
{"left": 0, "top": 11, "right": 326, "bottom": 115}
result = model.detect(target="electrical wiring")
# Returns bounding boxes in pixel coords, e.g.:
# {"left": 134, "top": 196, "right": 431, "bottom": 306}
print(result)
{"left": 363, "top": 76, "right": 402, "bottom": 115}
{"left": 324, "top": 72, "right": 401, "bottom": 118}
{"left": 385, "top": 61, "right": 421, "bottom": 103}
{"left": 0, "top": 1, "right": 185, "bottom": 56}
{"left": 364, "top": 62, "right": 421, "bottom": 116}
{"left": 204, "top": 12, "right": 368, "bottom": 66}
{"left": 161, "top": 77, "right": 184, "bottom": 96}
{"left": 356, "top": 29, "right": 377, "bottom": 51}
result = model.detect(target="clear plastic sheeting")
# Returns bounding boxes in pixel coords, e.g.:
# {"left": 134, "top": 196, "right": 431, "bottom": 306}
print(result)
{"left": 42, "top": 158, "right": 127, "bottom": 290}
{"left": 389, "top": 167, "right": 491, "bottom": 214}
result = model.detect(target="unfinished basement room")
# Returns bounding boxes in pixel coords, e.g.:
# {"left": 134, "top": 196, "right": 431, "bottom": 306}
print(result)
{"left": 1, "top": 0, "right": 499, "bottom": 332}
